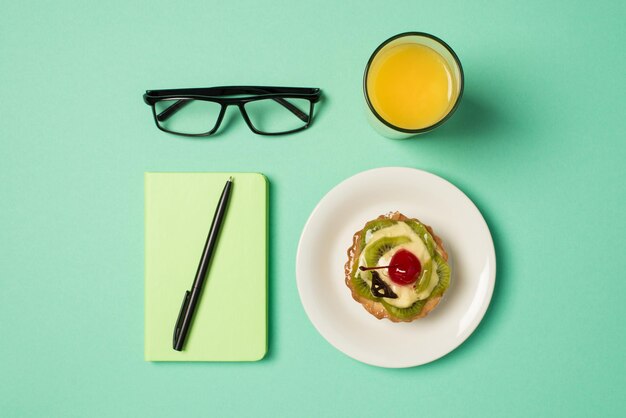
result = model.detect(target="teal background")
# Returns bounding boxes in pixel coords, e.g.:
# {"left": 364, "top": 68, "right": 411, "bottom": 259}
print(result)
{"left": 1, "top": 0, "right": 624, "bottom": 417}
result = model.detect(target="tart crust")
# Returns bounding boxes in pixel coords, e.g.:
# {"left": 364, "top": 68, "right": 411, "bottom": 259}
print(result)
{"left": 344, "top": 211, "right": 449, "bottom": 322}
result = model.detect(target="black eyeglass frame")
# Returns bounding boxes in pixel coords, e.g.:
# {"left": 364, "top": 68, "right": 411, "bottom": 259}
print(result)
{"left": 143, "top": 86, "right": 321, "bottom": 137}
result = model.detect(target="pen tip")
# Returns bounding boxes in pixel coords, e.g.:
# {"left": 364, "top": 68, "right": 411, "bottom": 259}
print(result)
{"left": 228, "top": 176, "right": 233, "bottom": 182}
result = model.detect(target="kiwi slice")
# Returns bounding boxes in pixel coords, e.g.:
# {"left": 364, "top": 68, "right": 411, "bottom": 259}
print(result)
{"left": 349, "top": 238, "right": 379, "bottom": 301}
{"left": 406, "top": 220, "right": 436, "bottom": 257}
{"left": 429, "top": 254, "right": 451, "bottom": 299}
{"left": 359, "top": 219, "right": 397, "bottom": 248}
{"left": 350, "top": 273, "right": 376, "bottom": 300}
{"left": 414, "top": 258, "right": 434, "bottom": 294}
{"left": 363, "top": 235, "right": 411, "bottom": 266}
{"left": 381, "top": 299, "right": 427, "bottom": 320}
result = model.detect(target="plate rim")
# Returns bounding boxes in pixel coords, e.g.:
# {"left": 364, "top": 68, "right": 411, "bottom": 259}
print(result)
{"left": 296, "top": 166, "right": 496, "bottom": 368}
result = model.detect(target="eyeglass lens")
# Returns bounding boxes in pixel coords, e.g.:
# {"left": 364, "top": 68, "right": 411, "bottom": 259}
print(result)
{"left": 244, "top": 98, "right": 311, "bottom": 134}
{"left": 154, "top": 99, "right": 221, "bottom": 135}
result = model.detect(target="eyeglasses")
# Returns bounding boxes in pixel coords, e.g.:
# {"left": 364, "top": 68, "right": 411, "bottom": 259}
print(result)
{"left": 143, "top": 86, "right": 321, "bottom": 137}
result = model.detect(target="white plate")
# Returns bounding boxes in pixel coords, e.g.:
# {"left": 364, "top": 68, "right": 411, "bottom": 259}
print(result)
{"left": 296, "top": 167, "right": 496, "bottom": 368}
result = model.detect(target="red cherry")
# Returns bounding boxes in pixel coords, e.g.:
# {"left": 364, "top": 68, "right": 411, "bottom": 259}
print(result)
{"left": 358, "top": 249, "right": 422, "bottom": 286}
{"left": 388, "top": 250, "right": 421, "bottom": 285}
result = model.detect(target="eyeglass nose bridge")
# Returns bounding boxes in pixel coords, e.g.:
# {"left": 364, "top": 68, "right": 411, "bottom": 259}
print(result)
{"left": 236, "top": 103, "right": 261, "bottom": 134}
{"left": 205, "top": 104, "right": 229, "bottom": 135}
{"left": 208, "top": 103, "right": 258, "bottom": 135}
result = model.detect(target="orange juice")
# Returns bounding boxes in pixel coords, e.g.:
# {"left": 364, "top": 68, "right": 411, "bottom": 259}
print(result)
{"left": 366, "top": 43, "right": 458, "bottom": 130}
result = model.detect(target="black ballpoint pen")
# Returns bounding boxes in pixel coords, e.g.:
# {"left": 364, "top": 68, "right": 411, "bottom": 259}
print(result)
{"left": 173, "top": 176, "right": 233, "bottom": 351}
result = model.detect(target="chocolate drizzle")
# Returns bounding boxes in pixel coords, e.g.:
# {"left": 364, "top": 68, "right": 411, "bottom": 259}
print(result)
{"left": 370, "top": 271, "right": 398, "bottom": 299}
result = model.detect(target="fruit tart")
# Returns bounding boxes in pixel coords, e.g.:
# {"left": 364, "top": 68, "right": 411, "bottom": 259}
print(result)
{"left": 344, "top": 212, "right": 451, "bottom": 322}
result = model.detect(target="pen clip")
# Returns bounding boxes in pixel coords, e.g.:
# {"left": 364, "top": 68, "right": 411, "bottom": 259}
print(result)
{"left": 173, "top": 290, "right": 190, "bottom": 349}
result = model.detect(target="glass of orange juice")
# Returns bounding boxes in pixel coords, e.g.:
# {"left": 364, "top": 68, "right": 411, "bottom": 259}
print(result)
{"left": 364, "top": 32, "right": 464, "bottom": 139}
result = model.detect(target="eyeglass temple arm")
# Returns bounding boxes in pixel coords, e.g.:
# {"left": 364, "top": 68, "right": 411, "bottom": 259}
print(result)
{"left": 156, "top": 99, "right": 187, "bottom": 122}
{"left": 273, "top": 98, "right": 309, "bottom": 122}
{"left": 156, "top": 96, "right": 309, "bottom": 123}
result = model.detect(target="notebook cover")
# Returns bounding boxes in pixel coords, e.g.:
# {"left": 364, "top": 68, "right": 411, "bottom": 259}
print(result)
{"left": 144, "top": 172, "right": 267, "bottom": 361}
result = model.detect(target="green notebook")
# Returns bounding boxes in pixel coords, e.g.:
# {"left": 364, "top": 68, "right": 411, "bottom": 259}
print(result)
{"left": 144, "top": 172, "right": 267, "bottom": 361}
